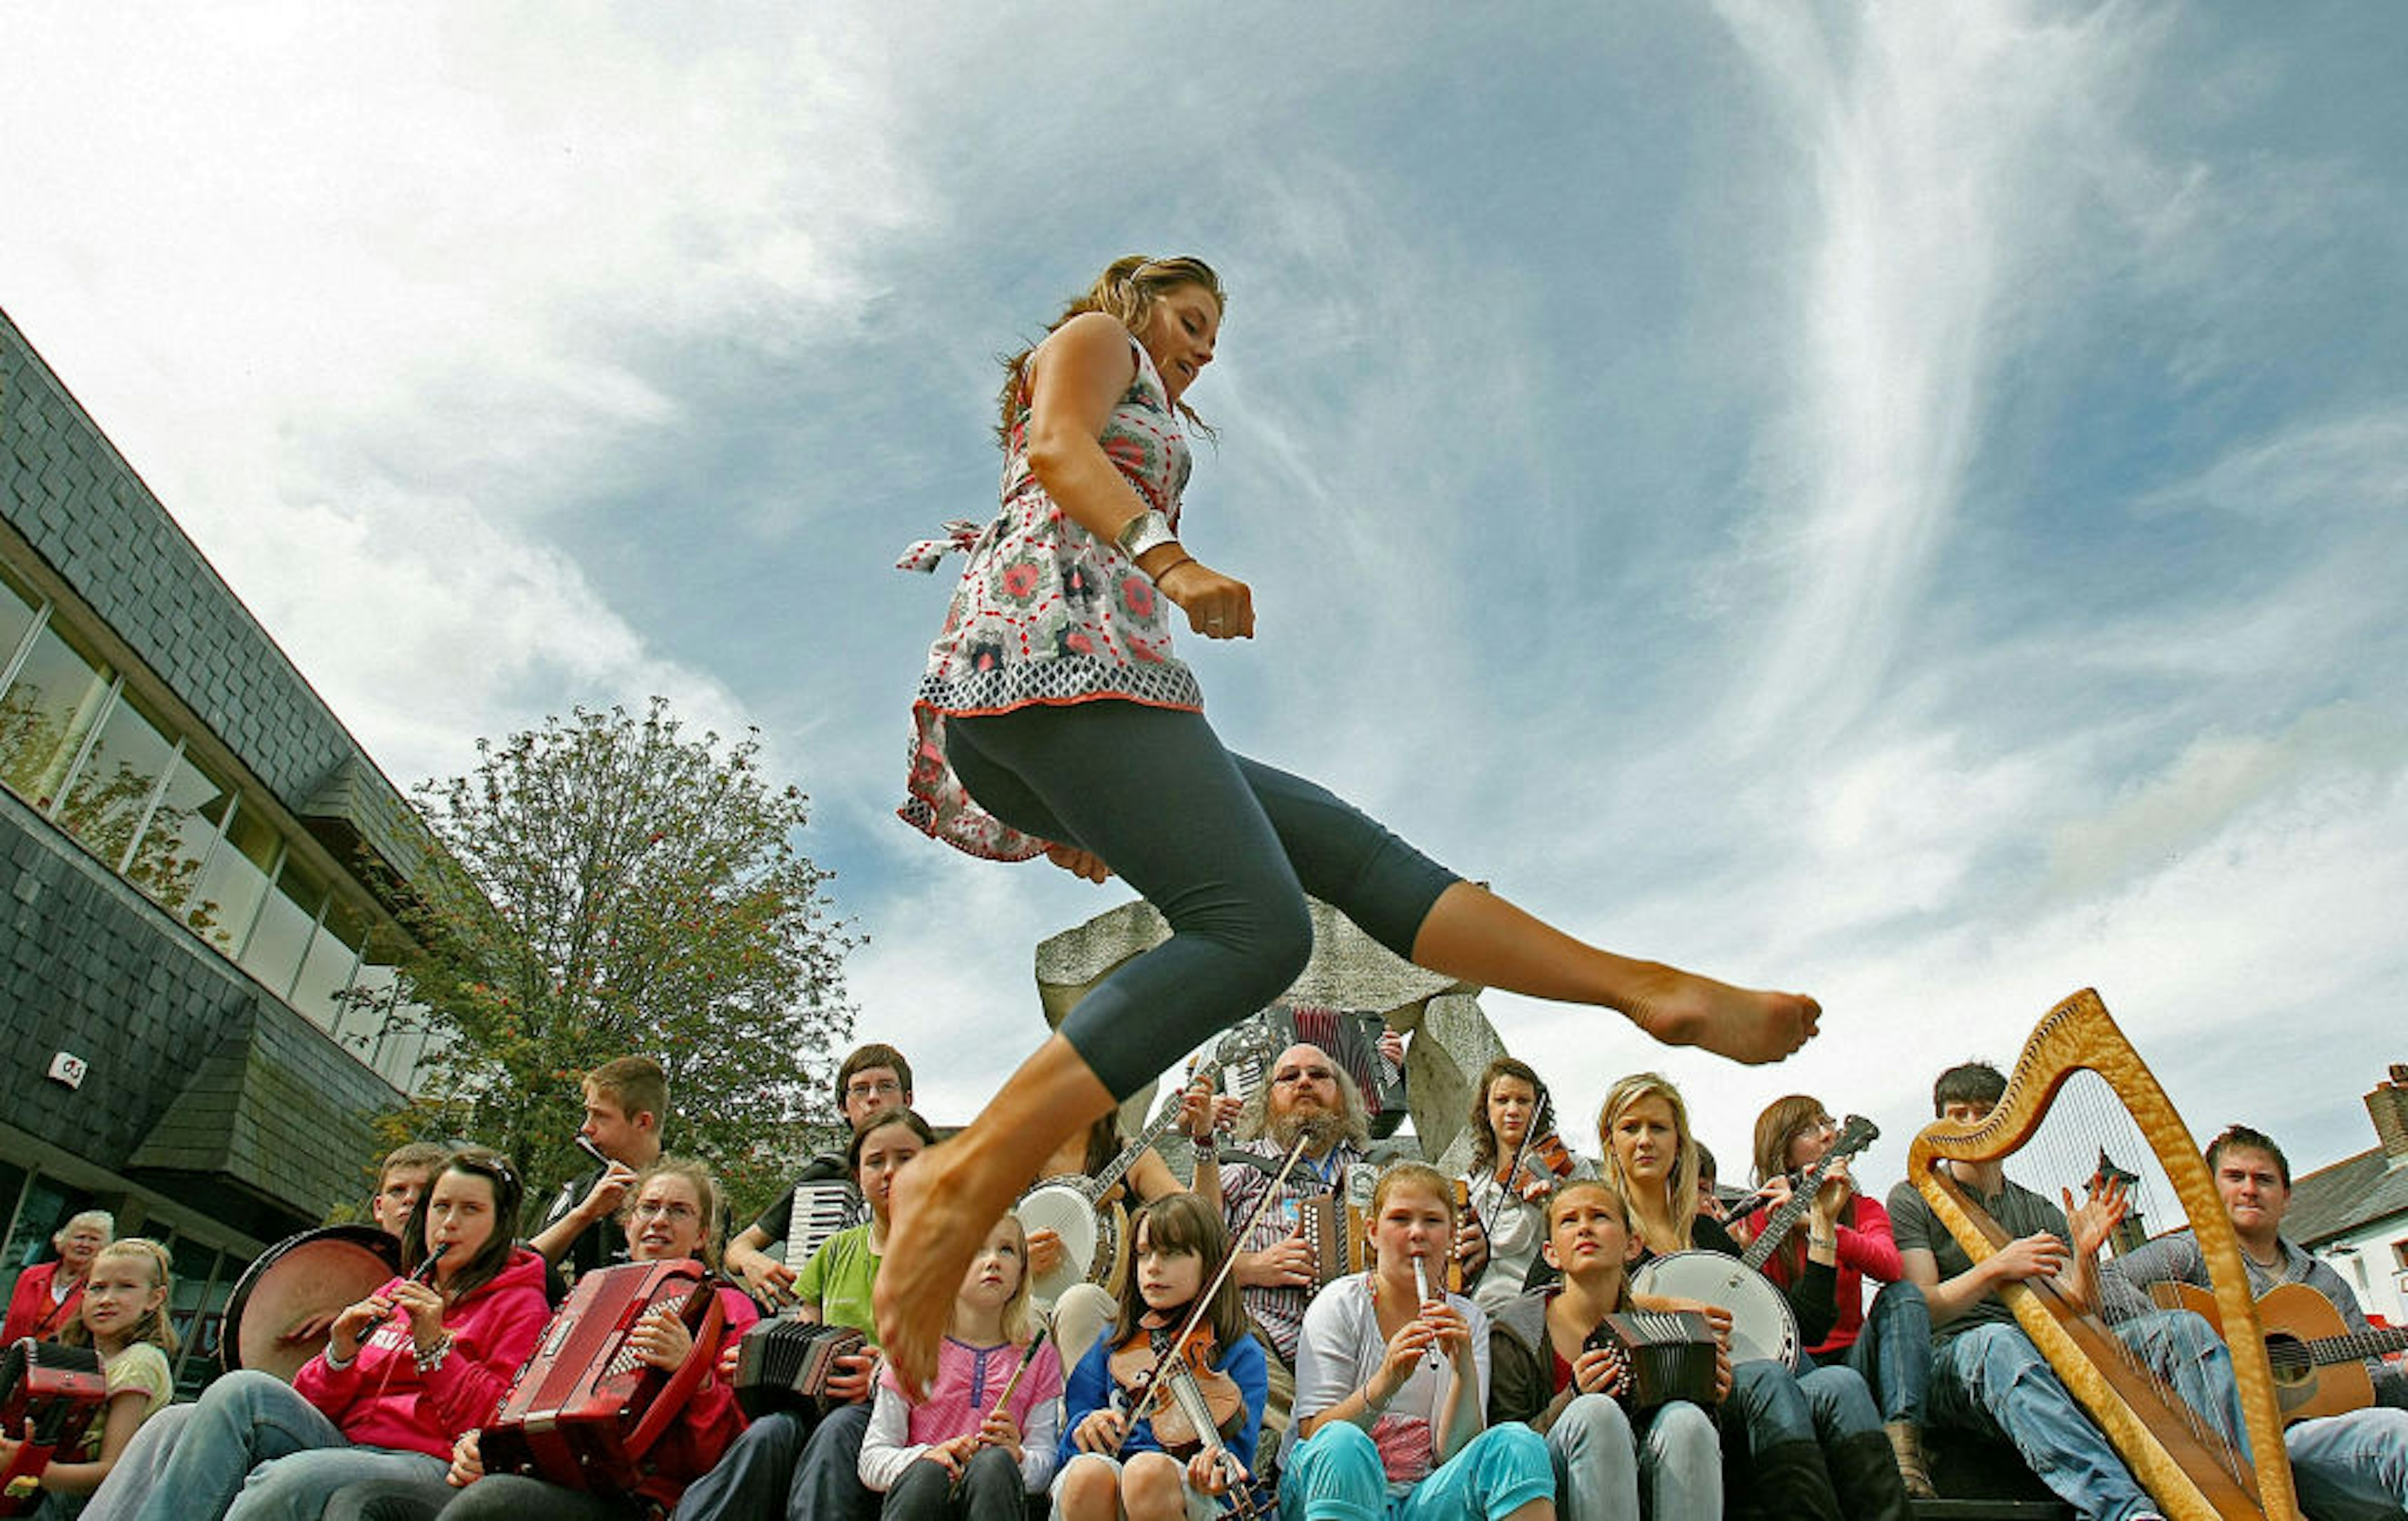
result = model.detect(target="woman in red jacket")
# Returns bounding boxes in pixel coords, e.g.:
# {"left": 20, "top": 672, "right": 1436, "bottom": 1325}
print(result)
{"left": 1, "top": 1209, "right": 112, "bottom": 1343}
{"left": 423, "top": 1155, "right": 762, "bottom": 1519}
{"left": 125, "top": 1147, "right": 551, "bottom": 1521}
{"left": 1738, "top": 1095, "right": 1935, "bottom": 1498}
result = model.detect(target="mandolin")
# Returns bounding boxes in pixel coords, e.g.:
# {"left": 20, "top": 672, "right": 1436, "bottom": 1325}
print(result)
{"left": 2167, "top": 1280, "right": 2408, "bottom": 1423}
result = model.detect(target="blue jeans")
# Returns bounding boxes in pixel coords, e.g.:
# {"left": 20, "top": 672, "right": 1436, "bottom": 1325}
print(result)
{"left": 669, "top": 1403, "right": 874, "bottom": 1521}
{"left": 128, "top": 1369, "right": 446, "bottom": 1521}
{"left": 1928, "top": 1312, "right": 2247, "bottom": 1521}
{"left": 2284, "top": 1405, "right": 2408, "bottom": 1521}
{"left": 1547, "top": 1393, "right": 1720, "bottom": 1521}
{"left": 1279, "top": 1420, "right": 1553, "bottom": 1521}
{"left": 947, "top": 703, "right": 1459, "bottom": 1101}
{"left": 1817, "top": 1280, "right": 1932, "bottom": 1425}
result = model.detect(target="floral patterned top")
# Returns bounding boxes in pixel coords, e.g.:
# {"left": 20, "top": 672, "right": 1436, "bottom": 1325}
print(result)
{"left": 896, "top": 332, "right": 1203, "bottom": 860}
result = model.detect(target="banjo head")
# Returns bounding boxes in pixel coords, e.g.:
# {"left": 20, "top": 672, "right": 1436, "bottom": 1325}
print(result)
{"left": 1630, "top": 1249, "right": 1801, "bottom": 1369}
{"left": 1016, "top": 1177, "right": 1103, "bottom": 1307}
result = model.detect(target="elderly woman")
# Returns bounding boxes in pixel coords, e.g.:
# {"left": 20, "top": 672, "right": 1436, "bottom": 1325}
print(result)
{"left": 4, "top": 1209, "right": 112, "bottom": 1344}
{"left": 875, "top": 253, "right": 1824, "bottom": 1394}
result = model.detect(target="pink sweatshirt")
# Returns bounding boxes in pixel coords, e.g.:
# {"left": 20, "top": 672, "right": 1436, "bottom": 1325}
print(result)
{"left": 292, "top": 1248, "right": 551, "bottom": 1458}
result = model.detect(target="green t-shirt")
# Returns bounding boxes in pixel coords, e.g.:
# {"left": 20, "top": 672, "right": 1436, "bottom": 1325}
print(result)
{"left": 794, "top": 1221, "right": 880, "bottom": 1335}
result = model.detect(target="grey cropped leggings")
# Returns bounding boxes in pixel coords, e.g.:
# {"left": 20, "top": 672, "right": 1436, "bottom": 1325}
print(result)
{"left": 945, "top": 700, "right": 1460, "bottom": 1100}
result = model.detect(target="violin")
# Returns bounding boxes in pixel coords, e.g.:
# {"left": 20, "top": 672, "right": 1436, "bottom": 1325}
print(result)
{"left": 1496, "top": 1130, "right": 1578, "bottom": 1196}
{"left": 1106, "top": 1320, "right": 1244, "bottom": 1455}
{"left": 1107, "top": 1317, "right": 1259, "bottom": 1519}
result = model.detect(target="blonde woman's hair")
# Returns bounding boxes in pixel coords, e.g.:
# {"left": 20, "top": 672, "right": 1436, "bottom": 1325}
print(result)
{"left": 60, "top": 1238, "right": 177, "bottom": 1355}
{"left": 1595, "top": 1072, "right": 1702, "bottom": 1253}
{"left": 998, "top": 255, "right": 1226, "bottom": 442}
{"left": 621, "top": 1155, "right": 726, "bottom": 1271}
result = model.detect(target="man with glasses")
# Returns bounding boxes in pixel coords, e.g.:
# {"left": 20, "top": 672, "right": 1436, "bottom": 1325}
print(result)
{"left": 1210, "top": 1041, "right": 1375, "bottom": 1477}
{"left": 725, "top": 1043, "right": 914, "bottom": 1303}
{"left": 2102, "top": 1124, "right": 2408, "bottom": 1520}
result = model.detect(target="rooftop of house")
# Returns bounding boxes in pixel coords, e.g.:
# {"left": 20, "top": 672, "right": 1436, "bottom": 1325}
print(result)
{"left": 2288, "top": 1144, "right": 2408, "bottom": 1248}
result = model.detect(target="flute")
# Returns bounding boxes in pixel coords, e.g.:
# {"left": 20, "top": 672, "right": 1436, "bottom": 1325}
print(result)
{"left": 1411, "top": 1255, "right": 1440, "bottom": 1369}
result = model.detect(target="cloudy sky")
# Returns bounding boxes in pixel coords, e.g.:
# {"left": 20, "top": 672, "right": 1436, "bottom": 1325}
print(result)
{"left": 6, "top": 1, "right": 2404, "bottom": 1191}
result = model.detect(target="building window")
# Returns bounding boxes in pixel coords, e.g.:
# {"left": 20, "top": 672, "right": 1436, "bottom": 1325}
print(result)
{"left": 290, "top": 897, "right": 367, "bottom": 1034}
{"left": 0, "top": 604, "right": 114, "bottom": 813}
{"left": 130, "top": 744, "right": 237, "bottom": 911}
{"left": 0, "top": 561, "right": 42, "bottom": 684}
{"left": 55, "top": 682, "right": 179, "bottom": 876}
{"left": 187, "top": 799, "right": 278, "bottom": 957}
{"left": 241, "top": 851, "right": 328, "bottom": 1005}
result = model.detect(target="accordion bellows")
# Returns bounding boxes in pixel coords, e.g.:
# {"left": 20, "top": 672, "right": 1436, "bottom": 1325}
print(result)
{"left": 733, "top": 1318, "right": 869, "bottom": 1422}
{"left": 1599, "top": 1309, "right": 1720, "bottom": 1409}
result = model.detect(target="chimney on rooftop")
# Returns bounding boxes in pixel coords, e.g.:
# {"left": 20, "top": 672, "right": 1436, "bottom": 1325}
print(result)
{"left": 2367, "top": 1065, "right": 2408, "bottom": 1169}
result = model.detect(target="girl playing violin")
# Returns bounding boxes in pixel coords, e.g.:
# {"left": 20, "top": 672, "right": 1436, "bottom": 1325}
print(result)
{"left": 1459, "top": 1058, "right": 1592, "bottom": 1315}
{"left": 1057, "top": 1194, "right": 1267, "bottom": 1521}
{"left": 1283, "top": 1164, "right": 1553, "bottom": 1521}
{"left": 859, "top": 1214, "right": 1064, "bottom": 1520}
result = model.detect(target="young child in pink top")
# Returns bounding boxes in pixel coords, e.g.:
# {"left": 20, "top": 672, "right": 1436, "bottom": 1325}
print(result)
{"left": 859, "top": 1216, "right": 1064, "bottom": 1520}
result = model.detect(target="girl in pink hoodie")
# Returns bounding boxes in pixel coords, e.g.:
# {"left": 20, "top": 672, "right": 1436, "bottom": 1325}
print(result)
{"left": 126, "top": 1147, "right": 551, "bottom": 1521}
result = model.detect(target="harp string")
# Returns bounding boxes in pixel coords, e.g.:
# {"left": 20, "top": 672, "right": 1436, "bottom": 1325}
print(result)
{"left": 2012, "top": 1068, "right": 2252, "bottom": 1488}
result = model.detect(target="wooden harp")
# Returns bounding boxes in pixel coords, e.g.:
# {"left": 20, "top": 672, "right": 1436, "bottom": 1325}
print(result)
{"left": 1906, "top": 989, "right": 2301, "bottom": 1521}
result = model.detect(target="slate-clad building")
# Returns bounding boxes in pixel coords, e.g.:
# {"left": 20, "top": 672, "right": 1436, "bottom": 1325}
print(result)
{"left": 1, "top": 307, "right": 437, "bottom": 1391}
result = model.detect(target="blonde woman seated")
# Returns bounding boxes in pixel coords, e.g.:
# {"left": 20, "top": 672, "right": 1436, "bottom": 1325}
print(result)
{"left": 1598, "top": 1073, "right": 1908, "bottom": 1521}
{"left": 1281, "top": 1164, "right": 1553, "bottom": 1521}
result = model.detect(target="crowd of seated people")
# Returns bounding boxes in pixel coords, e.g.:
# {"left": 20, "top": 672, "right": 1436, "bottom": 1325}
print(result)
{"left": 13, "top": 1039, "right": 2403, "bottom": 1521}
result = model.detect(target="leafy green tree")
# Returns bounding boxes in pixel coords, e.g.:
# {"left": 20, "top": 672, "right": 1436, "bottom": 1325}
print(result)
{"left": 376, "top": 698, "right": 856, "bottom": 1218}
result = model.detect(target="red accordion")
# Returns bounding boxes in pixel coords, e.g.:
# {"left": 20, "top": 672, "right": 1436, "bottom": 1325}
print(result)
{"left": 480, "top": 1260, "right": 728, "bottom": 1495}
{"left": 0, "top": 1339, "right": 107, "bottom": 1516}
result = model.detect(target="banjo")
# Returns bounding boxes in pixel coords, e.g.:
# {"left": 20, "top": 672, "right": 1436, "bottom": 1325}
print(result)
{"left": 1631, "top": 1114, "right": 1879, "bottom": 1369}
{"left": 1018, "top": 1024, "right": 1278, "bottom": 1307}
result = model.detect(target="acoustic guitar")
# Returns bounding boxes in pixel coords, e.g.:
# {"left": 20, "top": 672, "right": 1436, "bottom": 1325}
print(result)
{"left": 2167, "top": 1280, "right": 2408, "bottom": 1423}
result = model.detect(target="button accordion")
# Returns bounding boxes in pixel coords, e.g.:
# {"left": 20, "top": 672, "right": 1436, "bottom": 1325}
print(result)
{"left": 1595, "top": 1309, "right": 1720, "bottom": 1410}
{"left": 731, "top": 1318, "right": 869, "bottom": 1422}
{"left": 0, "top": 1339, "right": 107, "bottom": 1516}
{"left": 1291, "top": 1167, "right": 1469, "bottom": 1292}
{"left": 480, "top": 1259, "right": 729, "bottom": 1495}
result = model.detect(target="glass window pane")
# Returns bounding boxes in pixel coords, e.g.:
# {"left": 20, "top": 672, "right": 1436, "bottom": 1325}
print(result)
{"left": 187, "top": 802, "right": 278, "bottom": 957}
{"left": 378, "top": 1003, "right": 437, "bottom": 1090}
{"left": 291, "top": 898, "right": 367, "bottom": 1033}
{"left": 130, "top": 749, "right": 235, "bottom": 910}
{"left": 337, "top": 960, "right": 399, "bottom": 1055}
{"left": 56, "top": 687, "right": 177, "bottom": 871}
{"left": 164, "top": 1239, "right": 231, "bottom": 1396}
{"left": 0, "top": 562, "right": 41, "bottom": 679}
{"left": 0, "top": 614, "right": 113, "bottom": 812}
{"left": 242, "top": 853, "right": 328, "bottom": 1004}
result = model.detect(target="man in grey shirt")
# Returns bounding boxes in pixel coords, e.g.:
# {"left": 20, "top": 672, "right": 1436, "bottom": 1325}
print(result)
{"left": 1888, "top": 1060, "right": 2247, "bottom": 1521}
{"left": 2103, "top": 1124, "right": 2408, "bottom": 1520}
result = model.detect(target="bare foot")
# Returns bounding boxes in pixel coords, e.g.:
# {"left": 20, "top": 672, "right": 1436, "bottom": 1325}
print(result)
{"left": 874, "top": 1137, "right": 1010, "bottom": 1399}
{"left": 1626, "top": 963, "right": 1820, "bottom": 1065}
